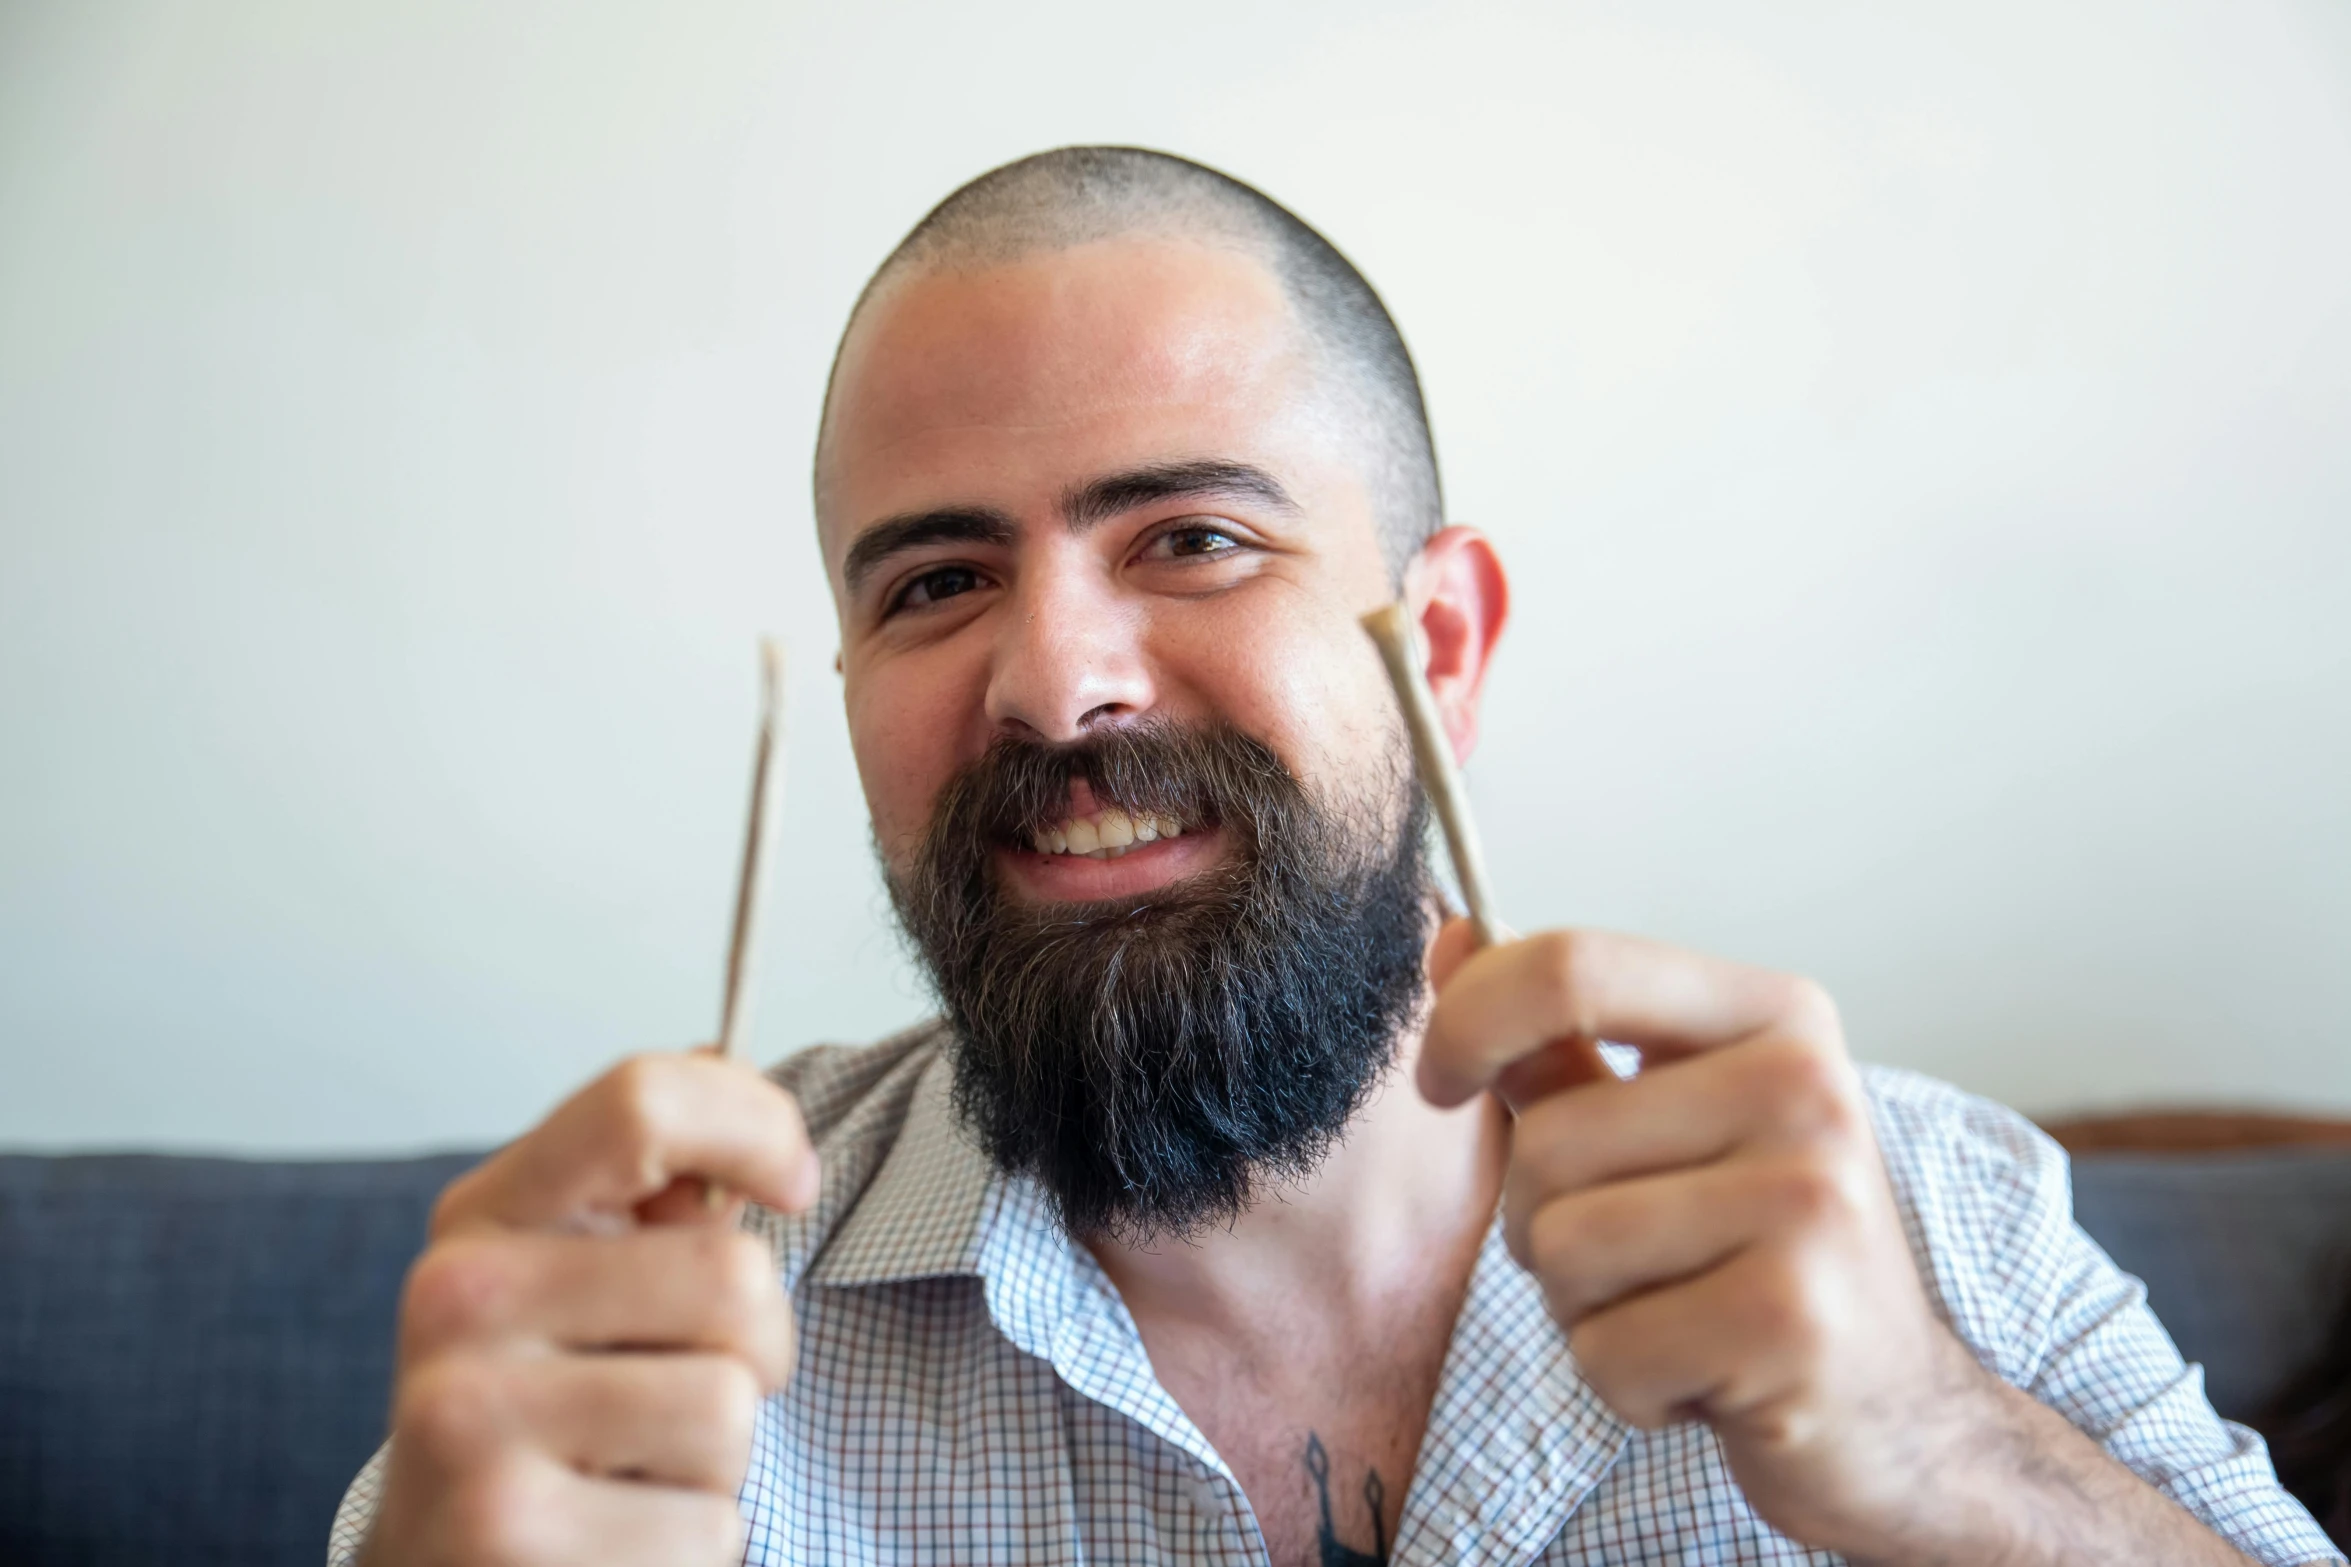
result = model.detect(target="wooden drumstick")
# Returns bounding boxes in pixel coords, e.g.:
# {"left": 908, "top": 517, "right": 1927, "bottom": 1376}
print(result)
{"left": 1361, "top": 602, "right": 1508, "bottom": 949}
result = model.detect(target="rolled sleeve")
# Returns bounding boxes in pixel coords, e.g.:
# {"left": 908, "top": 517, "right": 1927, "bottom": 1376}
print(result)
{"left": 1865, "top": 1066, "right": 2343, "bottom": 1567}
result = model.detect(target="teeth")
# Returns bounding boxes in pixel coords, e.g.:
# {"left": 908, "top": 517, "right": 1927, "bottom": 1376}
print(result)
{"left": 1029, "top": 809, "right": 1190, "bottom": 857}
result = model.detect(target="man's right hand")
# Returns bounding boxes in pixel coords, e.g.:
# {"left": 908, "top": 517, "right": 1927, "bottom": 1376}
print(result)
{"left": 358, "top": 1052, "right": 821, "bottom": 1566}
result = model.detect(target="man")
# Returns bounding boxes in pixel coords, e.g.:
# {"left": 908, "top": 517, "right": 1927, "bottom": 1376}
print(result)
{"left": 330, "top": 148, "right": 2339, "bottom": 1565}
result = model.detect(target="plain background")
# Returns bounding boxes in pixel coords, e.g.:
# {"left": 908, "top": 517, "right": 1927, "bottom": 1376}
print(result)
{"left": 3, "top": 0, "right": 2347, "bottom": 1154}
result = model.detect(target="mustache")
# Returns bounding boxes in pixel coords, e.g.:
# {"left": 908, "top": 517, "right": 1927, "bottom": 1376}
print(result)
{"left": 924, "top": 718, "right": 1302, "bottom": 861}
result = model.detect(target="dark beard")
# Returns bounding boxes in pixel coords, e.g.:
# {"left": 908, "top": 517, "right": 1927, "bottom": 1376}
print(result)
{"left": 885, "top": 719, "right": 1434, "bottom": 1242}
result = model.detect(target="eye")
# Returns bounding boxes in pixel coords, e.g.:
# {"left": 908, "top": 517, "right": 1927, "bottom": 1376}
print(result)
{"left": 1144, "top": 522, "right": 1244, "bottom": 562}
{"left": 888, "top": 563, "right": 986, "bottom": 615}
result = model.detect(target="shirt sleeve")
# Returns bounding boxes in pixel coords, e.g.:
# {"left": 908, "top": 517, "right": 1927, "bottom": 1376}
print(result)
{"left": 1866, "top": 1067, "right": 2345, "bottom": 1567}
{"left": 325, "top": 1439, "right": 389, "bottom": 1566}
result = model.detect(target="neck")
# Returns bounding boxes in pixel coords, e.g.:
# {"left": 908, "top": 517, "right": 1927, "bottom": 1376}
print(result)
{"left": 1084, "top": 1000, "right": 1509, "bottom": 1329}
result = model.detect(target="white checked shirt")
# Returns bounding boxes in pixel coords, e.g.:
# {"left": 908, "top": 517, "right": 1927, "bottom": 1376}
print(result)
{"left": 332, "top": 1022, "right": 2342, "bottom": 1565}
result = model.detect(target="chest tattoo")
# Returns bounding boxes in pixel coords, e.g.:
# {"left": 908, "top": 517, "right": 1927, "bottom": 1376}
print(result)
{"left": 1303, "top": 1432, "right": 1388, "bottom": 1564}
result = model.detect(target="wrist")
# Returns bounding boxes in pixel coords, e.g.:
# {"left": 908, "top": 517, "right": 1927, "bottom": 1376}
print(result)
{"left": 1835, "top": 1358, "right": 2250, "bottom": 1567}
{"left": 1812, "top": 1334, "right": 2038, "bottom": 1566}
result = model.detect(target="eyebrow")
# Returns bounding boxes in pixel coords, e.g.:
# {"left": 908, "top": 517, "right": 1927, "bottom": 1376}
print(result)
{"left": 1061, "top": 459, "right": 1304, "bottom": 532}
{"left": 841, "top": 507, "right": 1016, "bottom": 595}
{"left": 840, "top": 459, "right": 1304, "bottom": 597}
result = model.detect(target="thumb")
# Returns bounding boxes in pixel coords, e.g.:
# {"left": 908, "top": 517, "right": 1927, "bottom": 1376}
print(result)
{"left": 1426, "top": 914, "right": 1484, "bottom": 993}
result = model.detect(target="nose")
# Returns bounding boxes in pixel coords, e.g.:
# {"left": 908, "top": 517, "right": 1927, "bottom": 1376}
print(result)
{"left": 983, "top": 567, "right": 1155, "bottom": 744}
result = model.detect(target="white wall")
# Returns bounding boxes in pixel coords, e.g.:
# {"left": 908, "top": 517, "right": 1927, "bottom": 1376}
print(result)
{"left": 3, "top": 0, "right": 2347, "bottom": 1153}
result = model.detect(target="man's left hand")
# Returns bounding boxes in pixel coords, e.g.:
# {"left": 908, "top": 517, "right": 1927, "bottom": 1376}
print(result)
{"left": 1417, "top": 920, "right": 2254, "bottom": 1566}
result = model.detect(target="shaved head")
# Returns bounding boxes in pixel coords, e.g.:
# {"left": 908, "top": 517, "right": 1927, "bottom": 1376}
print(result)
{"left": 817, "top": 145, "right": 1444, "bottom": 576}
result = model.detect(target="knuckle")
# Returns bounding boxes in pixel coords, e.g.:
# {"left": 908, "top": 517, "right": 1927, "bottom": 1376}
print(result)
{"left": 1778, "top": 973, "right": 1843, "bottom": 1039}
{"left": 445, "top": 1456, "right": 555, "bottom": 1565}
{"left": 1566, "top": 1323, "right": 1664, "bottom": 1431}
{"left": 1754, "top": 1034, "right": 1831, "bottom": 1097}
{"left": 769, "top": 1095, "right": 813, "bottom": 1169}
{"left": 1523, "top": 1197, "right": 1591, "bottom": 1280}
{"left": 1536, "top": 1272, "right": 1584, "bottom": 1331}
{"left": 1766, "top": 1157, "right": 1848, "bottom": 1229}
{"left": 1514, "top": 1091, "right": 1584, "bottom": 1166}
{"left": 697, "top": 1231, "right": 787, "bottom": 1371}
{"left": 699, "top": 1358, "right": 762, "bottom": 1463}
{"left": 1503, "top": 1230, "right": 1534, "bottom": 1278}
{"left": 396, "top": 1359, "right": 508, "bottom": 1462}
{"left": 773, "top": 1085, "right": 811, "bottom": 1146}
{"left": 1749, "top": 1036, "right": 1860, "bottom": 1136}
{"left": 597, "top": 1053, "right": 690, "bottom": 1190}
{"left": 1563, "top": 1314, "right": 1609, "bottom": 1375}
{"left": 425, "top": 1164, "right": 491, "bottom": 1240}
{"left": 1534, "top": 930, "right": 1602, "bottom": 1035}
{"left": 1580, "top": 1188, "right": 1645, "bottom": 1254}
{"left": 607, "top": 1049, "right": 671, "bottom": 1102}
{"left": 402, "top": 1238, "right": 517, "bottom": 1349}
{"left": 1735, "top": 1256, "right": 1826, "bottom": 1360}
{"left": 713, "top": 1230, "right": 781, "bottom": 1316}
{"left": 1525, "top": 1207, "right": 1608, "bottom": 1324}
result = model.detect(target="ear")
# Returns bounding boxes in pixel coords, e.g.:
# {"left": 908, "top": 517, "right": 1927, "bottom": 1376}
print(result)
{"left": 1401, "top": 526, "right": 1509, "bottom": 765}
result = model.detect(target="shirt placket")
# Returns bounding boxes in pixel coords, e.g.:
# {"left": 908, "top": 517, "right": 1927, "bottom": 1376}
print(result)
{"left": 978, "top": 1178, "right": 1267, "bottom": 1567}
{"left": 1389, "top": 1224, "right": 1632, "bottom": 1567}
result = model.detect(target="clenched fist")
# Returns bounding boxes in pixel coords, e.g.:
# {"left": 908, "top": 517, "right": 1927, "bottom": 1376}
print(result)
{"left": 358, "top": 1052, "right": 820, "bottom": 1567}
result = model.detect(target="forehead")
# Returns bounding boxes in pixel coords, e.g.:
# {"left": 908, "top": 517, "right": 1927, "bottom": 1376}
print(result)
{"left": 817, "top": 236, "right": 1325, "bottom": 554}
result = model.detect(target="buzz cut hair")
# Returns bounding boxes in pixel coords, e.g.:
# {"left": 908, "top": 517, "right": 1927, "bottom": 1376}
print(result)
{"left": 818, "top": 146, "right": 1444, "bottom": 577}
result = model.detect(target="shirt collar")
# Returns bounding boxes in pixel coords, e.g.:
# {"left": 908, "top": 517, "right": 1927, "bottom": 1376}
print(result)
{"left": 801, "top": 1046, "right": 998, "bottom": 1288}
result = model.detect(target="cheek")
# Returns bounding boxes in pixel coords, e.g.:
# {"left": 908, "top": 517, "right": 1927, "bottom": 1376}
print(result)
{"left": 1158, "top": 589, "right": 1399, "bottom": 791}
{"left": 844, "top": 661, "right": 978, "bottom": 873}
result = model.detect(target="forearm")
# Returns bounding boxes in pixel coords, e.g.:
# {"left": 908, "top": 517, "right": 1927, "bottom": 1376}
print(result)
{"left": 1848, "top": 1374, "right": 2258, "bottom": 1567}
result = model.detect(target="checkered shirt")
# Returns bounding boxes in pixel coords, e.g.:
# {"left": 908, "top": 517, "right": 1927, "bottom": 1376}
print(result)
{"left": 331, "top": 1021, "right": 2342, "bottom": 1565}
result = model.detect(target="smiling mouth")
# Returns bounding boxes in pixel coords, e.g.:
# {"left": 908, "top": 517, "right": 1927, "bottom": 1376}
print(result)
{"left": 1024, "top": 806, "right": 1191, "bottom": 860}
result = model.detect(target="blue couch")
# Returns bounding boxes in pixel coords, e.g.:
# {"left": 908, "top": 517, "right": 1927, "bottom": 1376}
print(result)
{"left": 4, "top": 1145, "right": 2348, "bottom": 1566}
{"left": 0, "top": 1153, "right": 476, "bottom": 1567}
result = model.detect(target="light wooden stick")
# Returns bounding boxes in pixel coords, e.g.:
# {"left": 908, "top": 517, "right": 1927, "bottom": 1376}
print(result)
{"left": 716, "top": 638, "right": 787, "bottom": 1061}
{"left": 702, "top": 638, "right": 785, "bottom": 1212}
{"left": 1361, "top": 603, "right": 1508, "bottom": 949}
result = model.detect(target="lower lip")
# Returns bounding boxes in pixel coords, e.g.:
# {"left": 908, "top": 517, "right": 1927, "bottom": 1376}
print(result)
{"left": 996, "top": 827, "right": 1226, "bottom": 902}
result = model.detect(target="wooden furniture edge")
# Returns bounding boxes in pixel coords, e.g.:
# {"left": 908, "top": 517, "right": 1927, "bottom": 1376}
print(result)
{"left": 2037, "top": 1109, "right": 2351, "bottom": 1155}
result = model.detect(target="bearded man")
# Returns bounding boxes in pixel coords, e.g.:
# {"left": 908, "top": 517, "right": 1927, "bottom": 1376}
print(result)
{"left": 329, "top": 148, "right": 2339, "bottom": 1566}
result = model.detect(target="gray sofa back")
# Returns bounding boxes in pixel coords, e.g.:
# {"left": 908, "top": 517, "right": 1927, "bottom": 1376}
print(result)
{"left": 1, "top": 1145, "right": 2346, "bottom": 1567}
{"left": 0, "top": 1153, "right": 477, "bottom": 1567}
{"left": 2069, "top": 1147, "right": 2351, "bottom": 1418}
